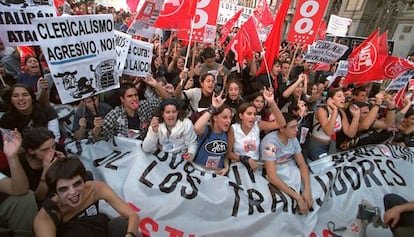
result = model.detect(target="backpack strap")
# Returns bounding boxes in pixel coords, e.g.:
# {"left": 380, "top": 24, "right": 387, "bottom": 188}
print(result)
{"left": 182, "top": 91, "right": 195, "bottom": 113}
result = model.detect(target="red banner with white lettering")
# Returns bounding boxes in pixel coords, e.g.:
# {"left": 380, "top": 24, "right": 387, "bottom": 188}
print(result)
{"left": 177, "top": 0, "right": 220, "bottom": 43}
{"left": 154, "top": 0, "right": 197, "bottom": 30}
{"left": 286, "top": 0, "right": 329, "bottom": 44}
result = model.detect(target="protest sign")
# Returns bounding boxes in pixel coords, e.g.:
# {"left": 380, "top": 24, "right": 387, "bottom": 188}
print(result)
{"left": 65, "top": 136, "right": 414, "bottom": 237}
{"left": 0, "top": 1, "right": 56, "bottom": 46}
{"left": 334, "top": 60, "right": 349, "bottom": 77}
{"left": 127, "top": 0, "right": 164, "bottom": 39}
{"left": 123, "top": 39, "right": 153, "bottom": 77}
{"left": 326, "top": 14, "right": 352, "bottom": 37}
{"left": 114, "top": 31, "right": 132, "bottom": 76}
{"left": 33, "top": 14, "right": 118, "bottom": 104}
{"left": 304, "top": 40, "right": 349, "bottom": 64}
{"left": 385, "top": 70, "right": 414, "bottom": 92}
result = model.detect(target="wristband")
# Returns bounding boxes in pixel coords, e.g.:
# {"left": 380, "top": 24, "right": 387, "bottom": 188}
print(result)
{"left": 208, "top": 105, "right": 217, "bottom": 114}
{"left": 387, "top": 107, "right": 396, "bottom": 111}
{"left": 374, "top": 103, "right": 381, "bottom": 107}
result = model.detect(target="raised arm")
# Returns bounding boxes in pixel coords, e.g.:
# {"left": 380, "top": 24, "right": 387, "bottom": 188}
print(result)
{"left": 282, "top": 73, "right": 306, "bottom": 99}
{"left": 260, "top": 87, "right": 286, "bottom": 129}
{"left": 359, "top": 92, "right": 383, "bottom": 130}
{"left": 193, "top": 91, "right": 225, "bottom": 135}
{"left": 0, "top": 130, "right": 29, "bottom": 195}
{"left": 342, "top": 104, "right": 360, "bottom": 138}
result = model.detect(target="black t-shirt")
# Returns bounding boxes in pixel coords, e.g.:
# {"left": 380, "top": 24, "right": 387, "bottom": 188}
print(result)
{"left": 0, "top": 103, "right": 58, "bottom": 133}
{"left": 198, "top": 93, "right": 212, "bottom": 109}
{"left": 127, "top": 113, "right": 140, "bottom": 130}
{"left": 19, "top": 154, "right": 42, "bottom": 192}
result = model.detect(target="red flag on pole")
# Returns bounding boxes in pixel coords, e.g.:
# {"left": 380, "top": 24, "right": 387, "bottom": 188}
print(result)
{"left": 256, "top": 0, "right": 291, "bottom": 76}
{"left": 343, "top": 29, "right": 383, "bottom": 84}
{"left": 316, "top": 20, "right": 327, "bottom": 40}
{"left": 154, "top": 0, "right": 197, "bottom": 30}
{"left": 253, "top": 0, "right": 273, "bottom": 26}
{"left": 394, "top": 84, "right": 407, "bottom": 109}
{"left": 126, "top": 0, "right": 140, "bottom": 13}
{"left": 383, "top": 56, "right": 414, "bottom": 79}
{"left": 224, "top": 17, "right": 261, "bottom": 64}
{"left": 219, "top": 9, "right": 243, "bottom": 45}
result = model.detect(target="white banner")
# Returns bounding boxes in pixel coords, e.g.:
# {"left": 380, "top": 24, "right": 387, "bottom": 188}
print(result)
{"left": 0, "top": 1, "right": 56, "bottom": 46}
{"left": 114, "top": 31, "right": 132, "bottom": 76}
{"left": 326, "top": 15, "right": 352, "bottom": 37}
{"left": 385, "top": 70, "right": 414, "bottom": 92}
{"left": 32, "top": 14, "right": 119, "bottom": 104}
{"left": 65, "top": 137, "right": 414, "bottom": 237}
{"left": 123, "top": 39, "right": 153, "bottom": 77}
{"left": 217, "top": 2, "right": 253, "bottom": 26}
{"left": 304, "top": 40, "right": 349, "bottom": 64}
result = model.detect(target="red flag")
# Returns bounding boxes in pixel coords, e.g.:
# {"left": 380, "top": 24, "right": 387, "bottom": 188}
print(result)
{"left": 256, "top": 0, "right": 291, "bottom": 76}
{"left": 343, "top": 29, "right": 383, "bottom": 84}
{"left": 126, "top": 0, "right": 140, "bottom": 13}
{"left": 253, "top": 0, "right": 273, "bottom": 26}
{"left": 219, "top": 9, "right": 243, "bottom": 45}
{"left": 225, "top": 17, "right": 261, "bottom": 64}
{"left": 383, "top": 56, "right": 414, "bottom": 79}
{"left": 394, "top": 85, "right": 407, "bottom": 109}
{"left": 18, "top": 46, "right": 35, "bottom": 72}
{"left": 177, "top": 0, "right": 220, "bottom": 43}
{"left": 241, "top": 17, "right": 262, "bottom": 52}
{"left": 154, "top": 0, "right": 197, "bottom": 30}
{"left": 378, "top": 31, "right": 389, "bottom": 71}
{"left": 53, "top": 0, "right": 66, "bottom": 10}
{"left": 316, "top": 20, "right": 327, "bottom": 40}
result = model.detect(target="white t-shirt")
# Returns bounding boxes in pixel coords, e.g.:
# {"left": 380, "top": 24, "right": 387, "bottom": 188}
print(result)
{"left": 231, "top": 121, "right": 261, "bottom": 160}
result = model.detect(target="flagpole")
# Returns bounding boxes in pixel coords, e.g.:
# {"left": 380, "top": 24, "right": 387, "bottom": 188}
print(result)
{"left": 287, "top": 43, "right": 301, "bottom": 81}
{"left": 184, "top": 18, "right": 195, "bottom": 71}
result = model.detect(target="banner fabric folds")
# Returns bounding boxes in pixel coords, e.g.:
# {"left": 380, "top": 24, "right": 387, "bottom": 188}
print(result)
{"left": 66, "top": 137, "right": 414, "bottom": 237}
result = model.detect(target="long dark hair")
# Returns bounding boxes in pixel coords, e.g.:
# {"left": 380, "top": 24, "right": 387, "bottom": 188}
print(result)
{"left": 2, "top": 84, "right": 51, "bottom": 131}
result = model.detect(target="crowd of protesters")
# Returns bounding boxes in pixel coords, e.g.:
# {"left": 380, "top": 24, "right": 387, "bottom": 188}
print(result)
{"left": 0, "top": 1, "right": 414, "bottom": 236}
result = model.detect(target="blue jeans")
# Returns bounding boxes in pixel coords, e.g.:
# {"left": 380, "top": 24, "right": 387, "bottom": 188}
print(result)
{"left": 306, "top": 137, "right": 329, "bottom": 161}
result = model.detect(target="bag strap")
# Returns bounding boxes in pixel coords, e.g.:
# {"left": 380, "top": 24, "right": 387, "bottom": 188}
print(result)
{"left": 194, "top": 126, "right": 212, "bottom": 162}
{"left": 182, "top": 91, "right": 195, "bottom": 113}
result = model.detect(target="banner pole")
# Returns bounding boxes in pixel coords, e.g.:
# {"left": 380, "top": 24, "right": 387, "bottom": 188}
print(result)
{"left": 184, "top": 18, "right": 195, "bottom": 71}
